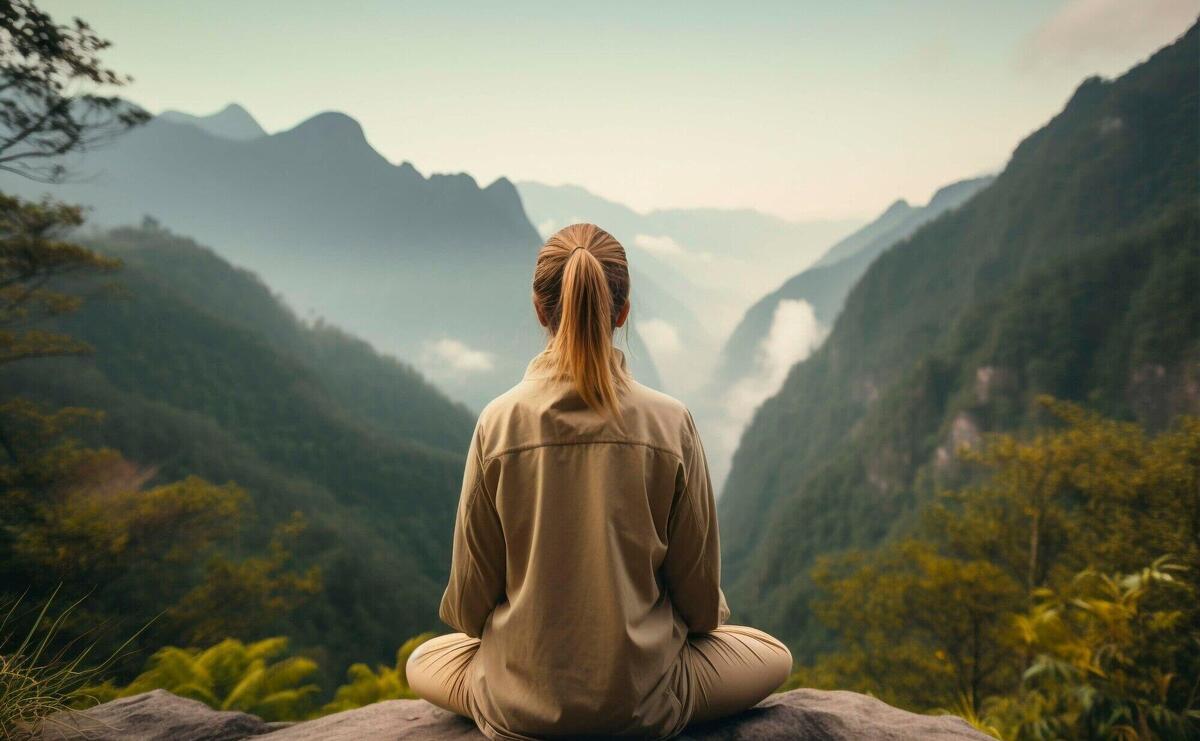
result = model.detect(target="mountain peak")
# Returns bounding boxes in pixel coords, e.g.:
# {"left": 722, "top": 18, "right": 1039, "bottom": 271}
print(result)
{"left": 285, "top": 111, "right": 367, "bottom": 141}
{"left": 484, "top": 176, "right": 524, "bottom": 213}
{"left": 157, "top": 102, "right": 266, "bottom": 141}
{"left": 925, "top": 175, "right": 995, "bottom": 212}
{"left": 216, "top": 102, "right": 251, "bottom": 118}
{"left": 485, "top": 175, "right": 517, "bottom": 195}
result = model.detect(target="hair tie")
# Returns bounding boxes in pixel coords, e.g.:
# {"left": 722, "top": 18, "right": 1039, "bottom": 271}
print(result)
{"left": 570, "top": 246, "right": 585, "bottom": 255}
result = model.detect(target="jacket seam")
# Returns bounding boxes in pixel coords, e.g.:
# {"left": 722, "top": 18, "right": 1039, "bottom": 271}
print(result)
{"left": 484, "top": 439, "right": 684, "bottom": 466}
{"left": 681, "top": 436, "right": 702, "bottom": 524}
{"left": 473, "top": 422, "right": 496, "bottom": 504}
{"left": 452, "top": 474, "right": 489, "bottom": 636}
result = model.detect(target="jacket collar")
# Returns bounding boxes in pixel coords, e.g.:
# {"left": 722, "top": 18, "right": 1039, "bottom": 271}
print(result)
{"left": 523, "top": 346, "right": 629, "bottom": 382}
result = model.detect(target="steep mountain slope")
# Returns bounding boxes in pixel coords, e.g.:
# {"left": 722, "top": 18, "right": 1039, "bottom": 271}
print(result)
{"left": 807, "top": 199, "right": 917, "bottom": 269}
{"left": 91, "top": 224, "right": 475, "bottom": 452}
{"left": 809, "top": 177, "right": 991, "bottom": 270}
{"left": 0, "top": 224, "right": 476, "bottom": 679}
{"left": 719, "top": 22, "right": 1200, "bottom": 657}
{"left": 0, "top": 109, "right": 660, "bottom": 407}
{"left": 689, "top": 176, "right": 991, "bottom": 493}
{"left": 713, "top": 176, "right": 993, "bottom": 390}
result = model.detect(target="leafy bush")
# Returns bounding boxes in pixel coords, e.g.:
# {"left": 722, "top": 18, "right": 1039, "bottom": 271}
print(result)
{"left": 991, "top": 558, "right": 1198, "bottom": 740}
{"left": 793, "top": 400, "right": 1200, "bottom": 740}
{"left": 320, "top": 632, "right": 437, "bottom": 714}
{"left": 82, "top": 637, "right": 320, "bottom": 722}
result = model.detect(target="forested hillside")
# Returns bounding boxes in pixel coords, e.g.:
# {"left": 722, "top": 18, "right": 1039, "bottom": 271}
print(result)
{"left": 720, "top": 21, "right": 1200, "bottom": 659}
{"left": 0, "top": 222, "right": 476, "bottom": 682}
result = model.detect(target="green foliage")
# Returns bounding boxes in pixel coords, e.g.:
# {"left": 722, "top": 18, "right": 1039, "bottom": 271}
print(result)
{"left": 796, "top": 401, "right": 1200, "bottom": 740}
{"left": 1, "top": 216, "right": 473, "bottom": 683}
{"left": 76, "top": 633, "right": 440, "bottom": 723}
{"left": 0, "top": 394, "right": 322, "bottom": 675}
{"left": 320, "top": 632, "right": 436, "bottom": 715}
{"left": 0, "top": 193, "right": 120, "bottom": 366}
{"left": 930, "top": 398, "right": 1200, "bottom": 591}
{"left": 809, "top": 541, "right": 1023, "bottom": 711}
{"left": 89, "top": 225, "right": 474, "bottom": 453}
{"left": 83, "top": 637, "right": 320, "bottom": 723}
{"left": 1, "top": 342, "right": 322, "bottom": 670}
{"left": 166, "top": 513, "right": 322, "bottom": 648}
{"left": 0, "top": 188, "right": 321, "bottom": 680}
{"left": 991, "top": 558, "right": 1198, "bottom": 740}
{"left": 0, "top": 221, "right": 469, "bottom": 681}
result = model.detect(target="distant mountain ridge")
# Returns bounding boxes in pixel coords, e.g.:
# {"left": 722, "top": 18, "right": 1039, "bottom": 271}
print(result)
{"left": 712, "top": 175, "right": 994, "bottom": 389}
{"left": 516, "top": 181, "right": 862, "bottom": 327}
{"left": 807, "top": 198, "right": 916, "bottom": 269}
{"left": 810, "top": 177, "right": 993, "bottom": 270}
{"left": 158, "top": 102, "right": 266, "bottom": 141}
{"left": 718, "top": 21, "right": 1199, "bottom": 659}
{"left": 0, "top": 105, "right": 662, "bottom": 407}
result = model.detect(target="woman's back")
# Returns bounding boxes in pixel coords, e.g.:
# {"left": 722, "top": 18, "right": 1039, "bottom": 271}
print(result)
{"left": 408, "top": 223, "right": 788, "bottom": 740}
{"left": 439, "top": 346, "right": 727, "bottom": 739}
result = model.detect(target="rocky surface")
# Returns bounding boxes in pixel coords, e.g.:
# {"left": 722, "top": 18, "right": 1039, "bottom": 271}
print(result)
{"left": 40, "top": 690, "right": 272, "bottom": 741}
{"left": 43, "top": 687, "right": 991, "bottom": 740}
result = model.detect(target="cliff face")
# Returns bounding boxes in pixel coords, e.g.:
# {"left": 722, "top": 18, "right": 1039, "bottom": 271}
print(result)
{"left": 44, "top": 689, "right": 991, "bottom": 740}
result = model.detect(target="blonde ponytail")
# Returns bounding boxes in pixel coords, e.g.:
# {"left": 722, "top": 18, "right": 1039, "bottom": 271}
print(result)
{"left": 531, "top": 223, "right": 632, "bottom": 418}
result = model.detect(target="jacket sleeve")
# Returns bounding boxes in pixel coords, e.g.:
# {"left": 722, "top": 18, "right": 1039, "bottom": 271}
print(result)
{"left": 663, "top": 409, "right": 731, "bottom": 633}
{"left": 438, "top": 419, "right": 506, "bottom": 638}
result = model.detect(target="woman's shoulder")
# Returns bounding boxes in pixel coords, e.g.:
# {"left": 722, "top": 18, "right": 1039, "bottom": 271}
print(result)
{"left": 623, "top": 377, "right": 691, "bottom": 424}
{"left": 623, "top": 380, "right": 703, "bottom": 459}
{"left": 476, "top": 377, "right": 540, "bottom": 425}
{"left": 473, "top": 375, "right": 697, "bottom": 461}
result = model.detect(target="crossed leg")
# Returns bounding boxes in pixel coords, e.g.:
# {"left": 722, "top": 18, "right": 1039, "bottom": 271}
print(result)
{"left": 406, "top": 625, "right": 792, "bottom": 727}
{"left": 681, "top": 625, "right": 793, "bottom": 724}
{"left": 406, "top": 632, "right": 479, "bottom": 717}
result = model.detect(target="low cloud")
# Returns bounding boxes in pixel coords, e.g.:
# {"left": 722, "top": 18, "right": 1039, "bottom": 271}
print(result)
{"left": 638, "top": 317, "right": 698, "bottom": 395}
{"left": 638, "top": 317, "right": 683, "bottom": 356}
{"left": 1021, "top": 0, "right": 1196, "bottom": 73}
{"left": 633, "top": 233, "right": 687, "bottom": 257}
{"left": 719, "top": 299, "right": 828, "bottom": 449}
{"left": 422, "top": 337, "right": 495, "bottom": 373}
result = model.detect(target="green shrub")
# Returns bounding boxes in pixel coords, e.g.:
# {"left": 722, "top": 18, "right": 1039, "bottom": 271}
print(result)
{"left": 320, "top": 632, "right": 437, "bottom": 715}
{"left": 82, "top": 637, "right": 319, "bottom": 722}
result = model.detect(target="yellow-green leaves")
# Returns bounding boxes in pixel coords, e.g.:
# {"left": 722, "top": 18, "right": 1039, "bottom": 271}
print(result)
{"left": 83, "top": 637, "right": 320, "bottom": 722}
{"left": 320, "top": 632, "right": 436, "bottom": 715}
{"left": 793, "top": 400, "right": 1200, "bottom": 740}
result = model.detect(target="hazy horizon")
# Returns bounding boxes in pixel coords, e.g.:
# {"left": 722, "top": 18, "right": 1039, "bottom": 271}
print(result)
{"left": 39, "top": 0, "right": 1198, "bottom": 222}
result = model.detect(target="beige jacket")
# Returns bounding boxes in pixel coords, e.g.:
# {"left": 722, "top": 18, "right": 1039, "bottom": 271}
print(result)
{"left": 438, "top": 346, "right": 730, "bottom": 740}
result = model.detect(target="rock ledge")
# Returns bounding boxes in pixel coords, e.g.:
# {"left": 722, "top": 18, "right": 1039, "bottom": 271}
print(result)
{"left": 43, "top": 687, "right": 990, "bottom": 740}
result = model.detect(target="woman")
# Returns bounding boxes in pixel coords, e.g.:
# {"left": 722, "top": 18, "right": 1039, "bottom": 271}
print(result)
{"left": 407, "top": 223, "right": 791, "bottom": 740}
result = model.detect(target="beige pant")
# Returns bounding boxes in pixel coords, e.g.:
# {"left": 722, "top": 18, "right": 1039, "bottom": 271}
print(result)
{"left": 407, "top": 625, "right": 792, "bottom": 729}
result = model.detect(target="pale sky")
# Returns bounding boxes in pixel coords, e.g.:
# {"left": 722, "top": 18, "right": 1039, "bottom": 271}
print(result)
{"left": 41, "top": 0, "right": 1199, "bottom": 221}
